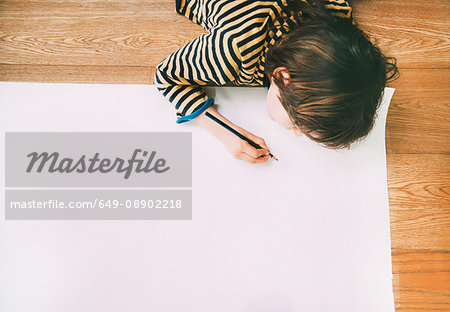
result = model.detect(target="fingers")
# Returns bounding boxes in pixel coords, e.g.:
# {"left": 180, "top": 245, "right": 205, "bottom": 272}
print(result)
{"left": 241, "top": 140, "right": 270, "bottom": 159}
{"left": 235, "top": 141, "right": 270, "bottom": 164}
{"left": 241, "top": 133, "right": 270, "bottom": 155}
{"left": 231, "top": 145, "right": 270, "bottom": 163}
{"left": 253, "top": 137, "right": 270, "bottom": 151}
{"left": 237, "top": 152, "right": 271, "bottom": 164}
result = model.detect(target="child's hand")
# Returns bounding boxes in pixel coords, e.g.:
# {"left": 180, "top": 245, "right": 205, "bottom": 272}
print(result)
{"left": 193, "top": 106, "right": 271, "bottom": 164}
{"left": 219, "top": 125, "right": 271, "bottom": 164}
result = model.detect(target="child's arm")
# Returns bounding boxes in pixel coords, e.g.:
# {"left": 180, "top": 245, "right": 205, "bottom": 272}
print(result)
{"left": 153, "top": 26, "right": 241, "bottom": 124}
{"left": 153, "top": 28, "right": 271, "bottom": 163}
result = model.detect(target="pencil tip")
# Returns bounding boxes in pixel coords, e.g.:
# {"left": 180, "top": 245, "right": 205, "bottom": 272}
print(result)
{"left": 268, "top": 153, "right": 278, "bottom": 161}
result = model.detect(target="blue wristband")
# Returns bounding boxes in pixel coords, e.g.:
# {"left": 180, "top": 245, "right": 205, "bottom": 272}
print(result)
{"left": 176, "top": 98, "right": 215, "bottom": 124}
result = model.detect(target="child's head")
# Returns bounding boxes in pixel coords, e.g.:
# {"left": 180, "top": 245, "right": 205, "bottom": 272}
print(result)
{"left": 264, "top": 0, "right": 399, "bottom": 149}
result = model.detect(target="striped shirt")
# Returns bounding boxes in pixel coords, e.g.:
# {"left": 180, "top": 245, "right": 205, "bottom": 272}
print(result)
{"left": 153, "top": 0, "right": 353, "bottom": 124}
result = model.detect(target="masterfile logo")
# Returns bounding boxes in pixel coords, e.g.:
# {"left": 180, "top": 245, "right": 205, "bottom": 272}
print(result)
{"left": 25, "top": 149, "right": 171, "bottom": 180}
{"left": 4, "top": 132, "right": 193, "bottom": 220}
{"left": 6, "top": 132, "right": 192, "bottom": 187}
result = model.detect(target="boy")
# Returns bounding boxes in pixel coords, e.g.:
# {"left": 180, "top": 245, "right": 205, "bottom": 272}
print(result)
{"left": 154, "top": 0, "right": 398, "bottom": 163}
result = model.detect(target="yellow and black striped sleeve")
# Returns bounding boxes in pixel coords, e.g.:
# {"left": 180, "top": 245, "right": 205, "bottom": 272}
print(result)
{"left": 323, "top": 0, "right": 354, "bottom": 23}
{"left": 174, "top": 0, "right": 215, "bottom": 31}
{"left": 154, "top": 1, "right": 241, "bottom": 124}
{"left": 153, "top": 29, "right": 241, "bottom": 124}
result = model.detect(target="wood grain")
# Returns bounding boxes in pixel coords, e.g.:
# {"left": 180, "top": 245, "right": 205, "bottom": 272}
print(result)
{"left": 392, "top": 249, "right": 450, "bottom": 311}
{"left": 386, "top": 69, "right": 450, "bottom": 154}
{"left": 351, "top": 0, "right": 450, "bottom": 69}
{"left": 388, "top": 154, "right": 450, "bottom": 250}
{"left": 387, "top": 153, "right": 450, "bottom": 310}
{"left": 0, "top": 0, "right": 449, "bottom": 310}
{"left": 0, "top": 0, "right": 204, "bottom": 66}
{"left": 0, "top": 64, "right": 155, "bottom": 84}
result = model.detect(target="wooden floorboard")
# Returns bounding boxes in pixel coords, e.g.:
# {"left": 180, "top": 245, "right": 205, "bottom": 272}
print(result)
{"left": 351, "top": 0, "right": 450, "bottom": 69}
{"left": 392, "top": 249, "right": 450, "bottom": 311}
{"left": 0, "top": 0, "right": 449, "bottom": 310}
{"left": 0, "top": 0, "right": 204, "bottom": 66}
{"left": 0, "top": 64, "right": 155, "bottom": 84}
{"left": 388, "top": 154, "right": 449, "bottom": 249}
{"left": 387, "top": 69, "right": 449, "bottom": 154}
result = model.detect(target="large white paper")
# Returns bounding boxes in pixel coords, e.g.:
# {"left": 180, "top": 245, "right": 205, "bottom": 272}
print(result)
{"left": 0, "top": 82, "right": 395, "bottom": 312}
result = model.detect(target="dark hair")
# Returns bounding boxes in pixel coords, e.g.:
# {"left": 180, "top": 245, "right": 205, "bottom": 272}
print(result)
{"left": 264, "top": 0, "right": 399, "bottom": 149}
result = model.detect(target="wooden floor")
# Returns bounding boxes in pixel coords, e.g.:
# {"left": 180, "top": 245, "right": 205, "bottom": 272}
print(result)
{"left": 1, "top": 0, "right": 449, "bottom": 310}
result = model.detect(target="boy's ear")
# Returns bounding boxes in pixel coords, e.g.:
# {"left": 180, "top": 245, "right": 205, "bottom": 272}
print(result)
{"left": 272, "top": 67, "right": 291, "bottom": 86}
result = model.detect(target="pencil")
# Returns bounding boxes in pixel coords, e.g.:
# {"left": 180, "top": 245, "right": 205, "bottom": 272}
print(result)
{"left": 205, "top": 111, "right": 278, "bottom": 161}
